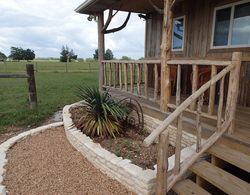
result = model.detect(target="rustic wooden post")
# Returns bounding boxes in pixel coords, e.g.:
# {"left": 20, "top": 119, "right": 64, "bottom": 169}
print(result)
{"left": 196, "top": 93, "right": 204, "bottom": 152}
{"left": 103, "top": 62, "right": 107, "bottom": 86}
{"left": 190, "top": 65, "right": 198, "bottom": 110}
{"left": 208, "top": 65, "right": 217, "bottom": 115}
{"left": 98, "top": 12, "right": 105, "bottom": 91}
{"left": 119, "top": 63, "right": 122, "bottom": 90}
{"left": 114, "top": 63, "right": 117, "bottom": 88}
{"left": 217, "top": 76, "right": 225, "bottom": 131}
{"left": 124, "top": 63, "right": 128, "bottom": 91}
{"left": 130, "top": 64, "right": 134, "bottom": 93}
{"left": 160, "top": 0, "right": 173, "bottom": 112}
{"left": 154, "top": 64, "right": 159, "bottom": 101}
{"left": 156, "top": 130, "right": 169, "bottom": 195}
{"left": 109, "top": 63, "right": 112, "bottom": 87}
{"left": 26, "top": 64, "right": 37, "bottom": 109}
{"left": 144, "top": 63, "right": 148, "bottom": 98}
{"left": 227, "top": 52, "right": 242, "bottom": 134}
{"left": 137, "top": 64, "right": 141, "bottom": 95}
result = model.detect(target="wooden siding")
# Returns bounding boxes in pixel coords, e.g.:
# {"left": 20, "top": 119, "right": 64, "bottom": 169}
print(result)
{"left": 171, "top": 0, "right": 250, "bottom": 61}
{"left": 145, "top": 12, "right": 163, "bottom": 58}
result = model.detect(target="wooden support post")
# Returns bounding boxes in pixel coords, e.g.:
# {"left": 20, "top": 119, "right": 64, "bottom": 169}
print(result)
{"left": 196, "top": 93, "right": 204, "bottom": 152}
{"left": 124, "top": 63, "right": 128, "bottom": 91}
{"left": 154, "top": 64, "right": 159, "bottom": 101}
{"left": 144, "top": 63, "right": 148, "bottom": 98}
{"left": 130, "top": 64, "right": 134, "bottom": 93}
{"left": 174, "top": 113, "right": 183, "bottom": 175}
{"left": 176, "top": 64, "right": 181, "bottom": 106}
{"left": 109, "top": 63, "right": 112, "bottom": 87}
{"left": 26, "top": 64, "right": 37, "bottom": 109}
{"left": 228, "top": 52, "right": 242, "bottom": 134}
{"left": 174, "top": 64, "right": 182, "bottom": 175}
{"left": 103, "top": 62, "right": 107, "bottom": 86}
{"left": 208, "top": 65, "right": 217, "bottom": 115}
{"left": 217, "top": 76, "right": 225, "bottom": 131}
{"left": 156, "top": 130, "right": 169, "bottom": 195}
{"left": 137, "top": 64, "right": 141, "bottom": 95}
{"left": 190, "top": 65, "right": 198, "bottom": 110}
{"left": 114, "top": 63, "right": 117, "bottom": 88}
{"left": 160, "top": 0, "right": 173, "bottom": 112}
{"left": 98, "top": 12, "right": 105, "bottom": 91}
{"left": 119, "top": 63, "right": 122, "bottom": 90}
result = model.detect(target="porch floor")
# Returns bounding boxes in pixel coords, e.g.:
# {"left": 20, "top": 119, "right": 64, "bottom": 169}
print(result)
{"left": 106, "top": 87, "right": 250, "bottom": 147}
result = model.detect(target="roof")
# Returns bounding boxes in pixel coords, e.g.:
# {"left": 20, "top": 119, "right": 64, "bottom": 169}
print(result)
{"left": 75, "top": 0, "right": 164, "bottom": 15}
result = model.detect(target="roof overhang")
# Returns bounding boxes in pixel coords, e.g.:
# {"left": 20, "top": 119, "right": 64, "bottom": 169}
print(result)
{"left": 75, "top": 0, "right": 164, "bottom": 15}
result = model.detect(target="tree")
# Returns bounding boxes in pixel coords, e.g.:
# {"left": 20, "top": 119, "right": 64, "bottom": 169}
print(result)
{"left": 93, "top": 48, "right": 114, "bottom": 60}
{"left": 121, "top": 56, "right": 131, "bottom": 60}
{"left": 105, "top": 49, "right": 114, "bottom": 60}
{"left": 9, "top": 47, "right": 35, "bottom": 61}
{"left": 60, "top": 45, "right": 78, "bottom": 62}
{"left": 0, "top": 51, "right": 7, "bottom": 61}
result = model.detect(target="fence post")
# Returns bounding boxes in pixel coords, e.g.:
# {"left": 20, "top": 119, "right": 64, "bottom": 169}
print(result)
{"left": 26, "top": 64, "right": 37, "bottom": 109}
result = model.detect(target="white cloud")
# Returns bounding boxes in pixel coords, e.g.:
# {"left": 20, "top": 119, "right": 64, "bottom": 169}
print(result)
{"left": 0, "top": 0, "right": 145, "bottom": 59}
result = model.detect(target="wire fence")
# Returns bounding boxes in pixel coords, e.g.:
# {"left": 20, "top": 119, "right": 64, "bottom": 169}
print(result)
{"left": 0, "top": 61, "right": 99, "bottom": 73}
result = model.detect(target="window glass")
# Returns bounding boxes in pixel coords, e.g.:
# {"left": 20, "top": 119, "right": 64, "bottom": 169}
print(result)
{"left": 231, "top": 2, "right": 250, "bottom": 45}
{"left": 213, "top": 7, "right": 231, "bottom": 46}
{"left": 172, "top": 17, "right": 184, "bottom": 50}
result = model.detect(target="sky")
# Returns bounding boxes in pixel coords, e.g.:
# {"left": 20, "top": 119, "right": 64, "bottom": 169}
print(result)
{"left": 0, "top": 0, "right": 145, "bottom": 59}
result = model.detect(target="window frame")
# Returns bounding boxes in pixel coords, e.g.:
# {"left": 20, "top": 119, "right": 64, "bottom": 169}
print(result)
{"left": 172, "top": 16, "right": 186, "bottom": 52}
{"left": 211, "top": 0, "right": 250, "bottom": 49}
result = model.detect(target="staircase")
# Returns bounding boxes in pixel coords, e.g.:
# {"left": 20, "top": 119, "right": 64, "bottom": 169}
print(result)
{"left": 142, "top": 53, "right": 249, "bottom": 194}
{"left": 172, "top": 139, "right": 250, "bottom": 195}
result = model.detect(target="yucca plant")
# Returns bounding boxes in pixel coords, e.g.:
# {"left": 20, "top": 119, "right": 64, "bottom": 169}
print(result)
{"left": 75, "top": 86, "right": 129, "bottom": 138}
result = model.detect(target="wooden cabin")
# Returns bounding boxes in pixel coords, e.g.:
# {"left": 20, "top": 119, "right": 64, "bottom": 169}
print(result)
{"left": 76, "top": 0, "right": 250, "bottom": 194}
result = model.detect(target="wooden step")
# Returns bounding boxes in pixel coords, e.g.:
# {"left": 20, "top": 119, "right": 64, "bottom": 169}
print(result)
{"left": 190, "top": 161, "right": 250, "bottom": 195}
{"left": 208, "top": 143, "right": 250, "bottom": 172}
{"left": 172, "top": 179, "right": 211, "bottom": 195}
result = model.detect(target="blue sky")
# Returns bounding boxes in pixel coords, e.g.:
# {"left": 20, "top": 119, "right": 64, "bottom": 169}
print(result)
{"left": 0, "top": 0, "right": 145, "bottom": 59}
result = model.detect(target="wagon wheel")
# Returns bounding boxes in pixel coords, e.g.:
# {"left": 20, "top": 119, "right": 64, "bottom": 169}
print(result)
{"left": 119, "top": 97, "right": 144, "bottom": 132}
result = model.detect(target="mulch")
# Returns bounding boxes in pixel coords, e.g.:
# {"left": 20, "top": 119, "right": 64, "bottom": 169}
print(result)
{"left": 70, "top": 106, "right": 175, "bottom": 170}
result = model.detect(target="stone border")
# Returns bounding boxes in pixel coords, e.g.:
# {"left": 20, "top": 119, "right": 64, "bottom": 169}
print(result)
{"left": 63, "top": 103, "right": 199, "bottom": 195}
{"left": 0, "top": 122, "right": 63, "bottom": 195}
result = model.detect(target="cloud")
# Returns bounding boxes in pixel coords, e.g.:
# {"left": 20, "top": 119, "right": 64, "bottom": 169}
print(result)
{"left": 0, "top": 0, "right": 145, "bottom": 59}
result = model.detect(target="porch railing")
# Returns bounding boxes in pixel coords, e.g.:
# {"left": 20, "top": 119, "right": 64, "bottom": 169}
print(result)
{"left": 143, "top": 52, "right": 242, "bottom": 194}
{"left": 102, "top": 60, "right": 161, "bottom": 102}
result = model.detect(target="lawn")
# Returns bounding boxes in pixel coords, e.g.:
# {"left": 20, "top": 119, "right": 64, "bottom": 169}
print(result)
{"left": 0, "top": 61, "right": 99, "bottom": 132}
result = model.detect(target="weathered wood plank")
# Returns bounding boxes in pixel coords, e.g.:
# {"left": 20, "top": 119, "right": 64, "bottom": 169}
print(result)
{"left": 217, "top": 76, "right": 225, "bottom": 131}
{"left": 196, "top": 93, "right": 204, "bottom": 152}
{"left": 124, "top": 63, "right": 128, "bottom": 91}
{"left": 208, "top": 65, "right": 217, "bottom": 115}
{"left": 167, "top": 60, "right": 231, "bottom": 66}
{"left": 109, "top": 63, "right": 112, "bottom": 87}
{"left": 130, "top": 63, "right": 134, "bottom": 93}
{"left": 156, "top": 130, "right": 169, "bottom": 195}
{"left": 190, "top": 65, "right": 198, "bottom": 110}
{"left": 144, "top": 63, "right": 148, "bottom": 98}
{"left": 174, "top": 113, "right": 183, "bottom": 175}
{"left": 119, "top": 63, "right": 122, "bottom": 90}
{"left": 154, "top": 63, "right": 159, "bottom": 101}
{"left": 137, "top": 64, "right": 141, "bottom": 95}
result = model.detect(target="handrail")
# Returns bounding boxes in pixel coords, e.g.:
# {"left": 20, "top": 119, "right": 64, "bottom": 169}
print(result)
{"left": 102, "top": 59, "right": 161, "bottom": 64}
{"left": 143, "top": 63, "right": 234, "bottom": 147}
{"left": 167, "top": 59, "right": 232, "bottom": 66}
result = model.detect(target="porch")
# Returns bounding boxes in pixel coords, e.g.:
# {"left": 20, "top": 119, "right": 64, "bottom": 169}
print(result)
{"left": 101, "top": 59, "right": 250, "bottom": 145}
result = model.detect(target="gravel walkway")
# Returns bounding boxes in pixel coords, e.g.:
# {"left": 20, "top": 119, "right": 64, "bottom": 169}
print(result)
{"left": 3, "top": 127, "right": 134, "bottom": 195}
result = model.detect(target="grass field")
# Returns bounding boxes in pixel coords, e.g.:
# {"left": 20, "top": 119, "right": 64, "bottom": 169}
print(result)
{"left": 0, "top": 61, "right": 99, "bottom": 132}
{"left": 0, "top": 61, "right": 98, "bottom": 73}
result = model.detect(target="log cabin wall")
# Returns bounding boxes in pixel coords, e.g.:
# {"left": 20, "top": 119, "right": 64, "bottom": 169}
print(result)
{"left": 170, "top": 0, "right": 250, "bottom": 106}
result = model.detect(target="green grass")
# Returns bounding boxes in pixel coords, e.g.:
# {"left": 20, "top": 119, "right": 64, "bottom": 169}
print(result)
{"left": 0, "top": 61, "right": 98, "bottom": 73}
{"left": 0, "top": 61, "right": 99, "bottom": 132}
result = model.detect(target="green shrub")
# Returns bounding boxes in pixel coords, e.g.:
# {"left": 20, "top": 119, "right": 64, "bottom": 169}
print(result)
{"left": 75, "top": 86, "right": 128, "bottom": 138}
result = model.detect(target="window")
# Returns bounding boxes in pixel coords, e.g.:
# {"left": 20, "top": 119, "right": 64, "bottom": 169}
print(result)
{"left": 212, "top": 1, "right": 250, "bottom": 48}
{"left": 172, "top": 16, "right": 185, "bottom": 51}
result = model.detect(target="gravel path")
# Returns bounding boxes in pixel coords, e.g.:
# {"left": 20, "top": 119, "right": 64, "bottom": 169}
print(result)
{"left": 3, "top": 127, "right": 134, "bottom": 195}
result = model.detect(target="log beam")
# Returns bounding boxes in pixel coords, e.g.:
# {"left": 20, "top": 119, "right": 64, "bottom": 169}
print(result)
{"left": 160, "top": 0, "right": 173, "bottom": 112}
{"left": 98, "top": 12, "right": 105, "bottom": 91}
